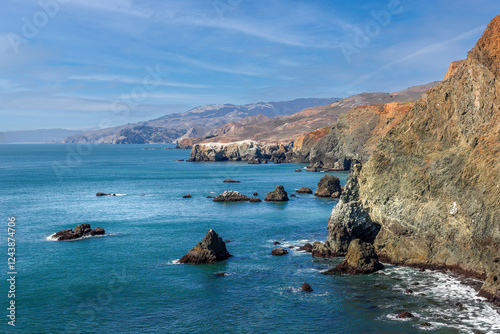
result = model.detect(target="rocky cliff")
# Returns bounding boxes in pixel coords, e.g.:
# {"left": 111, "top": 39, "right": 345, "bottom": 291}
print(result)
{"left": 188, "top": 140, "right": 292, "bottom": 162}
{"left": 326, "top": 14, "right": 500, "bottom": 305}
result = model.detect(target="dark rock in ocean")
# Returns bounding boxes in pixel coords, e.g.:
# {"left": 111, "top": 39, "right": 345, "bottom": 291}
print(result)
{"left": 225, "top": 240, "right": 231, "bottom": 243}
{"left": 296, "top": 187, "right": 313, "bottom": 194}
{"left": 397, "top": 311, "right": 414, "bottom": 319}
{"left": 263, "top": 160, "right": 268, "bottom": 164}
{"left": 405, "top": 289, "right": 414, "bottom": 294}
{"left": 312, "top": 241, "right": 336, "bottom": 258}
{"left": 53, "top": 223, "right": 105, "bottom": 241}
{"left": 273, "top": 241, "right": 281, "bottom": 245}
{"left": 223, "top": 179, "right": 241, "bottom": 183}
{"left": 298, "top": 243, "right": 313, "bottom": 253}
{"left": 207, "top": 196, "right": 213, "bottom": 198}
{"left": 249, "top": 197, "right": 262, "bottom": 203}
{"left": 216, "top": 272, "right": 226, "bottom": 277}
{"left": 295, "top": 168, "right": 302, "bottom": 172}
{"left": 265, "top": 185, "right": 289, "bottom": 202}
{"left": 314, "top": 174, "right": 341, "bottom": 197}
{"left": 183, "top": 194, "right": 192, "bottom": 198}
{"left": 288, "top": 246, "right": 295, "bottom": 249}
{"left": 301, "top": 283, "right": 313, "bottom": 292}
{"left": 307, "top": 167, "right": 318, "bottom": 172}
{"left": 324, "top": 239, "right": 384, "bottom": 275}
{"left": 96, "top": 192, "right": 115, "bottom": 196}
{"left": 271, "top": 248, "right": 288, "bottom": 256}
{"left": 248, "top": 158, "right": 261, "bottom": 164}
{"left": 179, "top": 229, "right": 232, "bottom": 264}
{"left": 213, "top": 191, "right": 250, "bottom": 202}
{"left": 253, "top": 192, "right": 258, "bottom": 196}
{"left": 420, "top": 322, "right": 431, "bottom": 327}
{"left": 175, "top": 159, "right": 185, "bottom": 162}
{"left": 290, "top": 194, "right": 296, "bottom": 197}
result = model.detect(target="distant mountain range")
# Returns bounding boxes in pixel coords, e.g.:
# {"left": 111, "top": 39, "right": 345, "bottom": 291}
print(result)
{"left": 62, "top": 98, "right": 340, "bottom": 144}
{"left": 0, "top": 129, "right": 83, "bottom": 144}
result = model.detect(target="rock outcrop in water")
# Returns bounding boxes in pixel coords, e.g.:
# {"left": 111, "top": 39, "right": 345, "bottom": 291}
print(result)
{"left": 324, "top": 239, "right": 384, "bottom": 275}
{"left": 296, "top": 187, "right": 313, "bottom": 194}
{"left": 179, "top": 229, "right": 232, "bottom": 264}
{"left": 265, "top": 185, "right": 289, "bottom": 202}
{"left": 314, "top": 175, "right": 341, "bottom": 197}
{"left": 324, "top": 15, "right": 500, "bottom": 304}
{"left": 213, "top": 191, "right": 250, "bottom": 202}
{"left": 53, "top": 223, "right": 105, "bottom": 241}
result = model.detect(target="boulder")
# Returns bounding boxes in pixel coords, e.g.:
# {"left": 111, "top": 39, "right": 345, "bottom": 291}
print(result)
{"left": 249, "top": 197, "right": 262, "bottom": 203}
{"left": 296, "top": 187, "right": 313, "bottom": 194}
{"left": 314, "top": 175, "right": 341, "bottom": 197}
{"left": 183, "top": 194, "right": 192, "bottom": 198}
{"left": 273, "top": 241, "right": 281, "bottom": 245}
{"left": 298, "top": 243, "right": 313, "bottom": 252}
{"left": 265, "top": 185, "right": 289, "bottom": 202}
{"left": 290, "top": 194, "right": 296, "bottom": 197}
{"left": 253, "top": 192, "right": 258, "bottom": 196}
{"left": 53, "top": 223, "right": 105, "bottom": 241}
{"left": 397, "top": 312, "right": 414, "bottom": 319}
{"left": 213, "top": 191, "right": 250, "bottom": 202}
{"left": 295, "top": 169, "right": 302, "bottom": 172}
{"left": 324, "top": 239, "right": 384, "bottom": 275}
{"left": 223, "top": 179, "right": 241, "bottom": 183}
{"left": 271, "top": 248, "right": 288, "bottom": 256}
{"left": 312, "top": 241, "right": 336, "bottom": 258}
{"left": 96, "top": 192, "right": 115, "bottom": 196}
{"left": 301, "top": 283, "right": 313, "bottom": 292}
{"left": 179, "top": 229, "right": 232, "bottom": 264}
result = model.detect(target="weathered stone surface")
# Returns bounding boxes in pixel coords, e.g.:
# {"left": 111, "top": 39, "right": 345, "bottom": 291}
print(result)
{"left": 296, "top": 187, "right": 312, "bottom": 194}
{"left": 53, "top": 223, "right": 105, "bottom": 241}
{"left": 397, "top": 312, "right": 414, "bottom": 319}
{"left": 265, "top": 185, "right": 289, "bottom": 202}
{"left": 311, "top": 241, "right": 337, "bottom": 258}
{"left": 323, "top": 15, "right": 500, "bottom": 304}
{"left": 179, "top": 229, "right": 232, "bottom": 264}
{"left": 253, "top": 192, "right": 258, "bottom": 196}
{"left": 271, "top": 248, "right": 288, "bottom": 256}
{"left": 213, "top": 191, "right": 250, "bottom": 202}
{"left": 249, "top": 197, "right": 262, "bottom": 203}
{"left": 301, "top": 283, "right": 313, "bottom": 292}
{"left": 298, "top": 243, "right": 313, "bottom": 252}
{"left": 315, "top": 175, "right": 341, "bottom": 197}
{"left": 324, "top": 239, "right": 384, "bottom": 275}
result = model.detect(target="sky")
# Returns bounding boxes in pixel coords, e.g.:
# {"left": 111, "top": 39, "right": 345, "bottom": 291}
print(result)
{"left": 0, "top": 0, "right": 498, "bottom": 132}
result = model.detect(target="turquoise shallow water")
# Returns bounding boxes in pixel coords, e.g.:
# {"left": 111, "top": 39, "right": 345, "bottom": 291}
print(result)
{"left": 1, "top": 144, "right": 499, "bottom": 333}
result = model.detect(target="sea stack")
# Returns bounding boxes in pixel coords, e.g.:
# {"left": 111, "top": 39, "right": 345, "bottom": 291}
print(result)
{"left": 314, "top": 174, "right": 341, "bottom": 197}
{"left": 53, "top": 223, "right": 105, "bottom": 241}
{"left": 179, "top": 229, "right": 232, "bottom": 264}
{"left": 324, "top": 239, "right": 384, "bottom": 275}
{"left": 265, "top": 185, "right": 289, "bottom": 202}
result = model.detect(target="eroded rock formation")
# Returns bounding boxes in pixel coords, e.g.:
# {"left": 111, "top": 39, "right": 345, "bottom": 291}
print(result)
{"left": 53, "top": 223, "right": 105, "bottom": 241}
{"left": 179, "top": 229, "right": 232, "bottom": 264}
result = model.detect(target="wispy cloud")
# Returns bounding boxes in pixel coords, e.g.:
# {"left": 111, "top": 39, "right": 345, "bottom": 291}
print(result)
{"left": 68, "top": 74, "right": 211, "bottom": 88}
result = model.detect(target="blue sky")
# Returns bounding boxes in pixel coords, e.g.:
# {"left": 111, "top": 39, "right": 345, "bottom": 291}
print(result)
{"left": 0, "top": 0, "right": 498, "bottom": 131}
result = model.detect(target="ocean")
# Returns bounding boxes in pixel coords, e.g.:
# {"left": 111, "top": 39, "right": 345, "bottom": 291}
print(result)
{"left": 1, "top": 144, "right": 499, "bottom": 333}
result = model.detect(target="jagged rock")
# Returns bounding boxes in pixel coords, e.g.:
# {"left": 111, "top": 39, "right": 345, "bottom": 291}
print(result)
{"left": 179, "top": 229, "right": 232, "bottom": 264}
{"left": 213, "top": 191, "right": 250, "bottom": 202}
{"left": 405, "top": 289, "right": 414, "bottom": 294}
{"left": 314, "top": 174, "right": 341, "bottom": 197}
{"left": 271, "top": 248, "right": 288, "bottom": 256}
{"left": 324, "top": 239, "right": 384, "bottom": 275}
{"left": 295, "top": 168, "right": 302, "bottom": 172}
{"left": 249, "top": 197, "right": 262, "bottom": 203}
{"left": 96, "top": 192, "right": 115, "bottom": 196}
{"left": 301, "top": 283, "right": 313, "bottom": 292}
{"left": 265, "top": 185, "right": 289, "bottom": 202}
{"left": 397, "top": 312, "right": 414, "bottom": 319}
{"left": 53, "top": 223, "right": 105, "bottom": 241}
{"left": 312, "top": 241, "right": 337, "bottom": 258}
{"left": 253, "top": 192, "right": 258, "bottom": 196}
{"left": 183, "top": 194, "right": 192, "bottom": 198}
{"left": 296, "top": 187, "right": 313, "bottom": 194}
{"left": 298, "top": 243, "right": 313, "bottom": 252}
{"left": 223, "top": 179, "right": 240, "bottom": 183}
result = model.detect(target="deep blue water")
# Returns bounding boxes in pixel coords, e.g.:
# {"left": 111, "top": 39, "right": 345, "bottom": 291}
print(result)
{"left": 0, "top": 144, "right": 499, "bottom": 333}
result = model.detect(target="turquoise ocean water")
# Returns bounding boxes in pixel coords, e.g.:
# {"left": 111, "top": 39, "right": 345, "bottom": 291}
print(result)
{"left": 1, "top": 144, "right": 499, "bottom": 333}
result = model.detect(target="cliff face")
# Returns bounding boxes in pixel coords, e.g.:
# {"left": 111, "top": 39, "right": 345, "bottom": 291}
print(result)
{"left": 293, "top": 102, "right": 414, "bottom": 169}
{"left": 327, "top": 15, "right": 500, "bottom": 304}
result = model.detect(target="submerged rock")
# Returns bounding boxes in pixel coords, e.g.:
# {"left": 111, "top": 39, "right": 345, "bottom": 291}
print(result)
{"left": 253, "top": 192, "right": 258, "bottom": 196}
{"left": 314, "top": 174, "right": 341, "bottom": 197}
{"left": 296, "top": 187, "right": 313, "bottom": 194}
{"left": 53, "top": 223, "right": 105, "bottom": 241}
{"left": 397, "top": 311, "right": 414, "bottom": 319}
{"left": 271, "top": 248, "right": 288, "bottom": 256}
{"left": 301, "top": 283, "right": 313, "bottom": 292}
{"left": 324, "top": 239, "right": 384, "bottom": 275}
{"left": 223, "top": 179, "right": 241, "bottom": 183}
{"left": 265, "top": 185, "right": 289, "bottom": 202}
{"left": 183, "top": 194, "right": 192, "bottom": 198}
{"left": 213, "top": 191, "right": 250, "bottom": 202}
{"left": 179, "top": 229, "right": 232, "bottom": 264}
{"left": 96, "top": 192, "right": 115, "bottom": 196}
